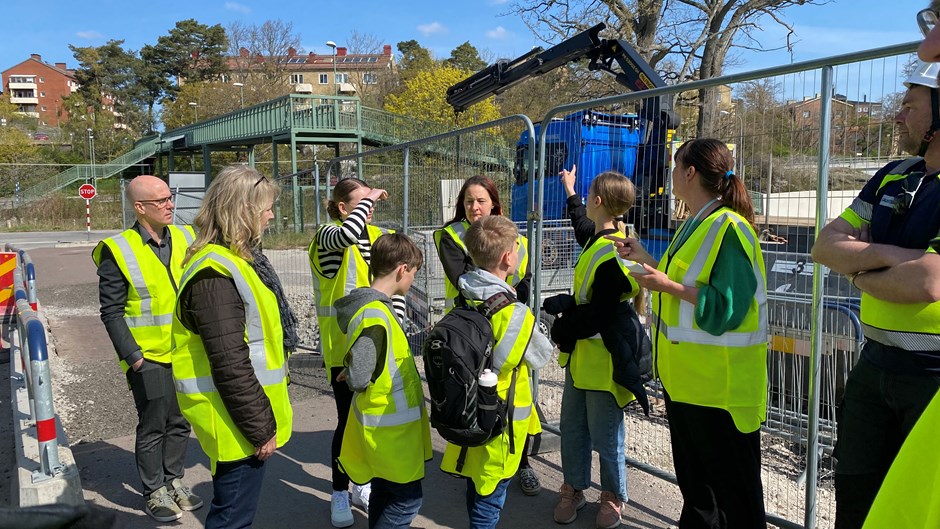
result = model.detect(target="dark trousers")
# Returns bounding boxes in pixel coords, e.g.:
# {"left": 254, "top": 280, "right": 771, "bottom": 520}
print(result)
{"left": 833, "top": 355, "right": 940, "bottom": 529}
{"left": 664, "top": 393, "right": 766, "bottom": 529}
{"left": 126, "top": 360, "right": 191, "bottom": 496}
{"left": 205, "top": 456, "right": 266, "bottom": 529}
{"left": 368, "top": 478, "right": 423, "bottom": 529}
{"left": 330, "top": 366, "right": 354, "bottom": 491}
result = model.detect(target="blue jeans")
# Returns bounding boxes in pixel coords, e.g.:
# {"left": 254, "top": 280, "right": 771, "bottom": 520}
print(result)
{"left": 369, "top": 478, "right": 423, "bottom": 529}
{"left": 205, "top": 456, "right": 266, "bottom": 529}
{"left": 465, "top": 478, "right": 510, "bottom": 529}
{"left": 560, "top": 369, "right": 627, "bottom": 500}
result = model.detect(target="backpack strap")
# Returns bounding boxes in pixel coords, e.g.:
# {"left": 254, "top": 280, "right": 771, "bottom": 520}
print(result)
{"left": 504, "top": 313, "right": 537, "bottom": 455}
{"left": 476, "top": 291, "right": 516, "bottom": 318}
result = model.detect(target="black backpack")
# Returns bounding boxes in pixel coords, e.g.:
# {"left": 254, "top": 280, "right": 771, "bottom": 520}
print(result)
{"left": 423, "top": 291, "right": 519, "bottom": 455}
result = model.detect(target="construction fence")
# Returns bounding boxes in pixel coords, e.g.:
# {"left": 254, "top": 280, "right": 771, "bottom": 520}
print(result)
{"left": 261, "top": 39, "right": 920, "bottom": 529}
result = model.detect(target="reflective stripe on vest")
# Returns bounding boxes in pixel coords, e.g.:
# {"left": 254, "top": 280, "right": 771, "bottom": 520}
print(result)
{"left": 348, "top": 306, "right": 425, "bottom": 428}
{"left": 439, "top": 220, "right": 529, "bottom": 311}
{"left": 175, "top": 251, "right": 287, "bottom": 394}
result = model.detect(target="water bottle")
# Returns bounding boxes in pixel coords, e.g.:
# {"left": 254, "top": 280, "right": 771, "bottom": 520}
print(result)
{"left": 478, "top": 368, "right": 498, "bottom": 395}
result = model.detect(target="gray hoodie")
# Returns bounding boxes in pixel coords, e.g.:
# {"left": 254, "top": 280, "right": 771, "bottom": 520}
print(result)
{"left": 335, "top": 287, "right": 399, "bottom": 392}
{"left": 457, "top": 268, "right": 555, "bottom": 370}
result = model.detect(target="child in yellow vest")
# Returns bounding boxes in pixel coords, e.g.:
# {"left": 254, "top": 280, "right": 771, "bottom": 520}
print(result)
{"left": 439, "top": 216, "right": 554, "bottom": 529}
{"left": 335, "top": 233, "right": 432, "bottom": 529}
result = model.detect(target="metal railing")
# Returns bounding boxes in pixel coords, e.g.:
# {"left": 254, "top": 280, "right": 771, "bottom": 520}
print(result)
{"left": 6, "top": 245, "right": 64, "bottom": 480}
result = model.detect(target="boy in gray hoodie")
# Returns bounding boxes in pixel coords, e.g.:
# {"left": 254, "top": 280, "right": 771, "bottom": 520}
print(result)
{"left": 335, "top": 233, "right": 432, "bottom": 529}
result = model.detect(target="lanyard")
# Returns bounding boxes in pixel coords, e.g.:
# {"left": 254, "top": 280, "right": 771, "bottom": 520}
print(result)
{"left": 669, "top": 197, "right": 720, "bottom": 259}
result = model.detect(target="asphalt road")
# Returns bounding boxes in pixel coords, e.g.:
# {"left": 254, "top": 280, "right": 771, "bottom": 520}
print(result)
{"left": 1, "top": 231, "right": 682, "bottom": 528}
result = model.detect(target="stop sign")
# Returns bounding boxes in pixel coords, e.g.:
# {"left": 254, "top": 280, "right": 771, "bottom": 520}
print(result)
{"left": 78, "top": 183, "right": 97, "bottom": 200}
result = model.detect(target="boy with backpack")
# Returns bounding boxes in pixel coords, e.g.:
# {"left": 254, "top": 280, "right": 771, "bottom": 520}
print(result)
{"left": 429, "top": 216, "right": 554, "bottom": 529}
{"left": 334, "top": 233, "right": 432, "bottom": 529}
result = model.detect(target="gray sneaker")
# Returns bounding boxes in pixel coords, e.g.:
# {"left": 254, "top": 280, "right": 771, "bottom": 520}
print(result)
{"left": 145, "top": 486, "right": 182, "bottom": 522}
{"left": 170, "top": 478, "right": 204, "bottom": 511}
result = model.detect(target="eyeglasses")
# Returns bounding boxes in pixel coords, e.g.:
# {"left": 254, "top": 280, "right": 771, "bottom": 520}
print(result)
{"left": 253, "top": 175, "right": 269, "bottom": 188}
{"left": 137, "top": 195, "right": 174, "bottom": 208}
{"left": 918, "top": 8, "right": 938, "bottom": 37}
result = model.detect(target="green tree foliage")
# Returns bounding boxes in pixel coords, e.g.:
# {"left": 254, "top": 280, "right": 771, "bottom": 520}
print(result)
{"left": 444, "top": 42, "right": 487, "bottom": 72}
{"left": 147, "top": 19, "right": 228, "bottom": 86}
{"left": 397, "top": 40, "right": 434, "bottom": 80}
{"left": 69, "top": 40, "right": 141, "bottom": 128}
{"left": 385, "top": 65, "right": 500, "bottom": 127}
{"left": 160, "top": 81, "right": 242, "bottom": 131}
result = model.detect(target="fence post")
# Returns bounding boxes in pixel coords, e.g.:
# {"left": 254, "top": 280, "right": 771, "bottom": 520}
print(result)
{"left": 805, "top": 64, "right": 835, "bottom": 529}
{"left": 314, "top": 162, "right": 322, "bottom": 227}
{"left": 403, "top": 147, "right": 410, "bottom": 234}
{"left": 21, "top": 308, "right": 63, "bottom": 477}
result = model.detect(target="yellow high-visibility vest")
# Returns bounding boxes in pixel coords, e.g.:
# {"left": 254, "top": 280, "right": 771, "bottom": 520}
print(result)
{"left": 308, "top": 222, "right": 390, "bottom": 368}
{"left": 558, "top": 232, "right": 640, "bottom": 408}
{"left": 434, "top": 219, "right": 529, "bottom": 311}
{"left": 92, "top": 225, "right": 195, "bottom": 372}
{"left": 338, "top": 300, "right": 432, "bottom": 484}
{"left": 863, "top": 390, "right": 940, "bottom": 529}
{"left": 653, "top": 209, "right": 768, "bottom": 433}
{"left": 440, "top": 300, "right": 539, "bottom": 496}
{"left": 171, "top": 244, "right": 293, "bottom": 473}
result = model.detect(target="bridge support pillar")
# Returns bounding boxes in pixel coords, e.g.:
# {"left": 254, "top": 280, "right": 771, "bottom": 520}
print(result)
{"left": 202, "top": 146, "right": 211, "bottom": 184}
{"left": 291, "top": 135, "right": 301, "bottom": 233}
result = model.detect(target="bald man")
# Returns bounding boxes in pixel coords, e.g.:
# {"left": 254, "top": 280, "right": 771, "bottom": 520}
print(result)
{"left": 93, "top": 175, "right": 202, "bottom": 522}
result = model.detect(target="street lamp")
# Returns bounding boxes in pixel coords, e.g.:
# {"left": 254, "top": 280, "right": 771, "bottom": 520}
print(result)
{"left": 326, "top": 40, "right": 338, "bottom": 96}
{"left": 188, "top": 101, "right": 198, "bottom": 122}
{"left": 86, "top": 128, "right": 95, "bottom": 186}
{"left": 233, "top": 82, "right": 245, "bottom": 108}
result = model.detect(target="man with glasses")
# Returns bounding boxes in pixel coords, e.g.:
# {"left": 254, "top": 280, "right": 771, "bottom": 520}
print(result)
{"left": 93, "top": 175, "right": 202, "bottom": 522}
{"left": 812, "top": 7, "right": 940, "bottom": 529}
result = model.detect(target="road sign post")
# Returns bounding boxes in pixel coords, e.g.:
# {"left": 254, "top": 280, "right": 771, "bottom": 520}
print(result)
{"left": 78, "top": 184, "right": 96, "bottom": 240}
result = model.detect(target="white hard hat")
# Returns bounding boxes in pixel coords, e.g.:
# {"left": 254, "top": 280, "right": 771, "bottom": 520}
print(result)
{"left": 904, "top": 60, "right": 940, "bottom": 89}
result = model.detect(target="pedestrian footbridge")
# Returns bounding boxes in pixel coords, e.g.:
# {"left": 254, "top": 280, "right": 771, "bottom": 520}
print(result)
{"left": 19, "top": 95, "right": 462, "bottom": 203}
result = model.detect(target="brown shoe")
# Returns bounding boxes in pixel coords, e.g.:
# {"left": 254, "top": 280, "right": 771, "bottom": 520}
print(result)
{"left": 553, "top": 483, "right": 586, "bottom": 524}
{"left": 595, "top": 491, "right": 622, "bottom": 529}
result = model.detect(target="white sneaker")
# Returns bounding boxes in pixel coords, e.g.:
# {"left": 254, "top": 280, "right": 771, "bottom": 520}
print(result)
{"left": 330, "top": 490, "right": 354, "bottom": 528}
{"left": 351, "top": 482, "right": 371, "bottom": 512}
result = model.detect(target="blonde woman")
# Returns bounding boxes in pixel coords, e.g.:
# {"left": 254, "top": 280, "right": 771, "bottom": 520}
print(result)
{"left": 172, "top": 165, "right": 296, "bottom": 529}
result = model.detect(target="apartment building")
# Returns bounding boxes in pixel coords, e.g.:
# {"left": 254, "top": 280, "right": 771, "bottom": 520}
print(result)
{"left": 1, "top": 54, "right": 79, "bottom": 126}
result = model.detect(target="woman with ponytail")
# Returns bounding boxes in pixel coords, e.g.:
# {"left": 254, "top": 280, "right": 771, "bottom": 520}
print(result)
{"left": 546, "top": 166, "right": 649, "bottom": 529}
{"left": 613, "top": 138, "right": 768, "bottom": 528}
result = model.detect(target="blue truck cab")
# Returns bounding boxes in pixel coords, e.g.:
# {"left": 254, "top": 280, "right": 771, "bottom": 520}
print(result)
{"left": 511, "top": 110, "right": 644, "bottom": 223}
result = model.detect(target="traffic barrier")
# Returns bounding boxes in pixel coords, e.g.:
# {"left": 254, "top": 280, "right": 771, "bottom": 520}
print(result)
{"left": 4, "top": 249, "right": 82, "bottom": 506}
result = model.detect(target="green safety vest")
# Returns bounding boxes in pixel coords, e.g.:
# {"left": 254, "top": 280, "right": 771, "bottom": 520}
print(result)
{"left": 653, "top": 209, "right": 768, "bottom": 433}
{"left": 171, "top": 244, "right": 293, "bottom": 473}
{"left": 558, "top": 232, "right": 641, "bottom": 408}
{"left": 92, "top": 225, "right": 195, "bottom": 372}
{"left": 439, "top": 299, "right": 539, "bottom": 496}
{"left": 434, "top": 219, "right": 529, "bottom": 311}
{"left": 308, "top": 222, "right": 390, "bottom": 369}
{"left": 863, "top": 391, "right": 940, "bottom": 529}
{"left": 337, "top": 300, "right": 432, "bottom": 484}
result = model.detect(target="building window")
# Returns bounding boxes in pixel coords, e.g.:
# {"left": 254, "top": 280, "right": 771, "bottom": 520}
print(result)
{"left": 39, "top": 77, "right": 45, "bottom": 83}
{"left": 220, "top": 73, "right": 229, "bottom": 83}
{"left": 319, "top": 73, "right": 329, "bottom": 84}
{"left": 802, "top": 111, "right": 810, "bottom": 119}
{"left": 40, "top": 91, "right": 46, "bottom": 97}
{"left": 334, "top": 73, "right": 348, "bottom": 84}
{"left": 41, "top": 105, "right": 47, "bottom": 111}
{"left": 290, "top": 74, "right": 304, "bottom": 84}
{"left": 363, "top": 72, "right": 378, "bottom": 85}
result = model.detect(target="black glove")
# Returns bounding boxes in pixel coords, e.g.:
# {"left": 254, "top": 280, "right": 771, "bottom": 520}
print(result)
{"left": 543, "top": 294, "right": 576, "bottom": 316}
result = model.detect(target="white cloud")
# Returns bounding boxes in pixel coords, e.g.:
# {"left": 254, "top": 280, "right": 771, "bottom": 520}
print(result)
{"left": 76, "top": 31, "right": 103, "bottom": 39}
{"left": 417, "top": 22, "right": 446, "bottom": 37}
{"left": 224, "top": 2, "right": 252, "bottom": 14}
{"left": 486, "top": 26, "right": 510, "bottom": 39}
{"left": 489, "top": 0, "right": 510, "bottom": 4}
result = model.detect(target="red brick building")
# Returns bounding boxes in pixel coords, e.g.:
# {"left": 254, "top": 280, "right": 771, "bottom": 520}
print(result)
{"left": 1, "top": 54, "right": 79, "bottom": 126}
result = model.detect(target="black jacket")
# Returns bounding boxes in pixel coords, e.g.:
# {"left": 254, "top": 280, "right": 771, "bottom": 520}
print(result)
{"left": 177, "top": 268, "right": 277, "bottom": 448}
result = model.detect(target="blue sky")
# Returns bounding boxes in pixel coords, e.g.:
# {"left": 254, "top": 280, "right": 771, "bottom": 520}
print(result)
{"left": 1, "top": 0, "right": 923, "bottom": 79}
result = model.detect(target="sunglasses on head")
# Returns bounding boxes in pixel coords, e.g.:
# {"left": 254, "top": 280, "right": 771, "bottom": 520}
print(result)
{"left": 919, "top": 8, "right": 938, "bottom": 37}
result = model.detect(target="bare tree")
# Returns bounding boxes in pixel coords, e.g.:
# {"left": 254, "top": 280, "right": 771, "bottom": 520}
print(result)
{"left": 227, "top": 20, "right": 303, "bottom": 104}
{"left": 508, "top": 0, "right": 829, "bottom": 134}
{"left": 345, "top": 30, "right": 397, "bottom": 108}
